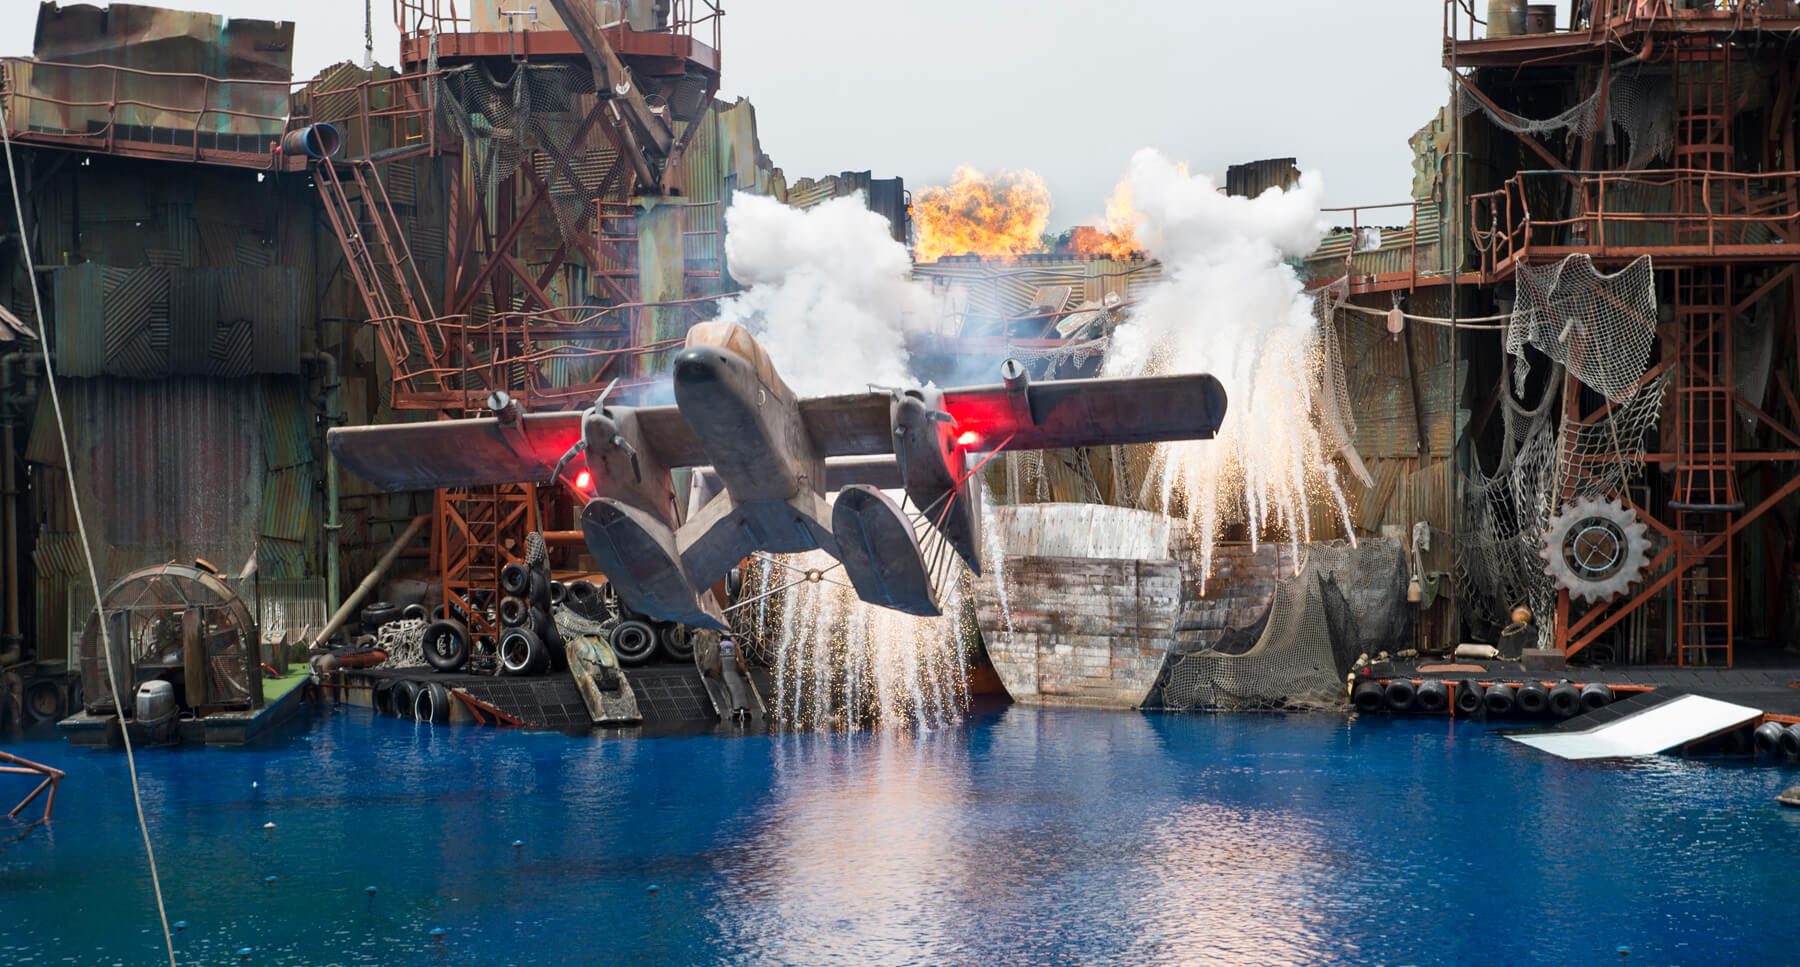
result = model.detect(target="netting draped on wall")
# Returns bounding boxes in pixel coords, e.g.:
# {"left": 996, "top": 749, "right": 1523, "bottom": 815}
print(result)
{"left": 1457, "top": 67, "right": 1675, "bottom": 168}
{"left": 1506, "top": 254, "right": 1657, "bottom": 403}
{"left": 1153, "top": 540, "right": 1408, "bottom": 711}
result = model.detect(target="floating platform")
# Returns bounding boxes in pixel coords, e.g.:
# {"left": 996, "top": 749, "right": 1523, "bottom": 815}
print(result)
{"left": 58, "top": 664, "right": 311, "bottom": 748}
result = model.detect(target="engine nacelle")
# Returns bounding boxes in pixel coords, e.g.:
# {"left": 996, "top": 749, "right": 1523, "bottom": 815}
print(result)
{"left": 890, "top": 387, "right": 981, "bottom": 575}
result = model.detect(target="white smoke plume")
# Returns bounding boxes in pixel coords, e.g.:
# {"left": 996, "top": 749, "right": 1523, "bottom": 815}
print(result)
{"left": 718, "top": 192, "right": 934, "bottom": 396}
{"left": 1102, "top": 148, "right": 1353, "bottom": 582}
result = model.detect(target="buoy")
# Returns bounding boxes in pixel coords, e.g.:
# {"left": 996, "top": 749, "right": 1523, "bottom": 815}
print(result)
{"left": 1515, "top": 682, "right": 1549, "bottom": 716}
{"left": 174, "top": 921, "right": 188, "bottom": 933}
{"left": 1384, "top": 679, "right": 1417, "bottom": 712}
{"left": 1779, "top": 723, "right": 1800, "bottom": 760}
{"left": 1352, "top": 680, "right": 1385, "bottom": 713}
{"left": 512, "top": 839, "right": 524, "bottom": 848}
{"left": 251, "top": 781, "right": 259, "bottom": 790}
{"left": 1754, "top": 721, "right": 1786, "bottom": 756}
{"left": 1579, "top": 682, "right": 1614, "bottom": 711}
{"left": 1415, "top": 679, "right": 1449, "bottom": 713}
{"left": 430, "top": 927, "right": 447, "bottom": 941}
{"left": 237, "top": 948, "right": 253, "bottom": 960}
{"left": 1483, "top": 683, "right": 1516, "bottom": 715}
{"left": 263, "top": 822, "right": 276, "bottom": 830}
{"left": 1454, "top": 680, "right": 1484, "bottom": 715}
{"left": 1547, "top": 682, "right": 1581, "bottom": 718}
{"left": 264, "top": 875, "right": 279, "bottom": 885}
{"left": 648, "top": 884, "right": 660, "bottom": 895}
{"left": 366, "top": 885, "right": 378, "bottom": 895}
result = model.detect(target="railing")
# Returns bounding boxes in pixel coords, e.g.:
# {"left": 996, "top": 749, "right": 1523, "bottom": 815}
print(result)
{"left": 0, "top": 56, "right": 438, "bottom": 167}
{"left": 394, "top": 0, "right": 721, "bottom": 52}
{"left": 1444, "top": 0, "right": 1793, "bottom": 46}
{"left": 1316, "top": 202, "right": 1427, "bottom": 292}
{"left": 1469, "top": 168, "right": 1800, "bottom": 276}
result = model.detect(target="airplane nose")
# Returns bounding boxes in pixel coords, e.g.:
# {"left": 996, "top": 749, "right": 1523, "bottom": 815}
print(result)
{"left": 673, "top": 348, "right": 723, "bottom": 385}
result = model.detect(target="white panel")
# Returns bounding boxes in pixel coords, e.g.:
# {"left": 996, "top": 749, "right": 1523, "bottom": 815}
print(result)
{"left": 1508, "top": 694, "right": 1762, "bottom": 760}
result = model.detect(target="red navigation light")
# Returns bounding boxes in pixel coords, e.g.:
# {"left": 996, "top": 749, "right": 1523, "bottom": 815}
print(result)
{"left": 574, "top": 470, "right": 592, "bottom": 490}
{"left": 956, "top": 430, "right": 981, "bottom": 447}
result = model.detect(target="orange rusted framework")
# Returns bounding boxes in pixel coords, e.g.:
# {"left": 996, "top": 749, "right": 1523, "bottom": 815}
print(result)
{"left": 1, "top": 750, "right": 64, "bottom": 834}
{"left": 1447, "top": 0, "right": 1800, "bottom": 666}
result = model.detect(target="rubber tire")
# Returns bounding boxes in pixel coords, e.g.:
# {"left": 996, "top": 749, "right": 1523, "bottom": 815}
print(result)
{"left": 390, "top": 680, "right": 420, "bottom": 720}
{"left": 361, "top": 601, "right": 401, "bottom": 631}
{"left": 500, "top": 562, "right": 531, "bottom": 596}
{"left": 499, "top": 595, "right": 530, "bottom": 628}
{"left": 1383, "top": 679, "right": 1416, "bottom": 712}
{"left": 1754, "top": 720, "right": 1786, "bottom": 756}
{"left": 1515, "top": 682, "right": 1550, "bottom": 716}
{"left": 23, "top": 678, "right": 66, "bottom": 723}
{"left": 659, "top": 624, "right": 695, "bottom": 662}
{"left": 609, "top": 620, "right": 657, "bottom": 666}
{"left": 1415, "top": 679, "right": 1449, "bottom": 713}
{"left": 414, "top": 682, "right": 453, "bottom": 724}
{"left": 1352, "top": 680, "right": 1385, "bottom": 713}
{"left": 401, "top": 603, "right": 429, "bottom": 623}
{"left": 372, "top": 680, "right": 397, "bottom": 717}
{"left": 725, "top": 566, "right": 744, "bottom": 603}
{"left": 528, "top": 571, "right": 550, "bottom": 608}
{"left": 499, "top": 627, "right": 547, "bottom": 677}
{"left": 1547, "top": 682, "right": 1581, "bottom": 718}
{"left": 1780, "top": 724, "right": 1800, "bottom": 760}
{"left": 1453, "top": 680, "right": 1484, "bottom": 715}
{"left": 1483, "top": 683, "right": 1516, "bottom": 715}
{"left": 566, "top": 580, "right": 599, "bottom": 614}
{"left": 1579, "top": 683, "right": 1613, "bottom": 711}
{"left": 549, "top": 580, "right": 568, "bottom": 606}
{"left": 421, "top": 619, "right": 471, "bottom": 673}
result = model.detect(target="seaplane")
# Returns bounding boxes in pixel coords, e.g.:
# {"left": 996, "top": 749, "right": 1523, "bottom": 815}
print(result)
{"left": 328, "top": 321, "right": 1226, "bottom": 630}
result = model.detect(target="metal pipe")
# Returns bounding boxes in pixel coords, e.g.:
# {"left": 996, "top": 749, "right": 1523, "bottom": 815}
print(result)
{"left": 307, "top": 514, "right": 427, "bottom": 653}
{"left": 0, "top": 351, "right": 44, "bottom": 667}
{"left": 300, "top": 352, "right": 343, "bottom": 619}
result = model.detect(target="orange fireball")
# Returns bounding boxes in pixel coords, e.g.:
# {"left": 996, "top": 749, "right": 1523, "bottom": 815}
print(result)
{"left": 912, "top": 166, "right": 1051, "bottom": 263}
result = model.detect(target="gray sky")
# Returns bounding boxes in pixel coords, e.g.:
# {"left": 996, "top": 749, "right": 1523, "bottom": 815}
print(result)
{"left": 1, "top": 1, "right": 1470, "bottom": 228}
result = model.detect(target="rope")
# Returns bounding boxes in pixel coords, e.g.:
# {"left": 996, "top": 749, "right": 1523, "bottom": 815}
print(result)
{"left": 1, "top": 106, "right": 178, "bottom": 966}
{"left": 1333, "top": 301, "right": 1510, "bottom": 330}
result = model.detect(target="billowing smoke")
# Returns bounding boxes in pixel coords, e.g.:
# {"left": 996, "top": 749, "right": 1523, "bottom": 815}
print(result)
{"left": 718, "top": 192, "right": 933, "bottom": 396}
{"left": 1102, "top": 149, "right": 1353, "bottom": 582}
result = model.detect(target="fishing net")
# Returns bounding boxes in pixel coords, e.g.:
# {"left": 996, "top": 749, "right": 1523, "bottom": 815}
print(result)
{"left": 1457, "top": 67, "right": 1675, "bottom": 167}
{"left": 1154, "top": 541, "right": 1406, "bottom": 711}
{"left": 1507, "top": 254, "right": 1656, "bottom": 403}
{"left": 375, "top": 618, "right": 428, "bottom": 669}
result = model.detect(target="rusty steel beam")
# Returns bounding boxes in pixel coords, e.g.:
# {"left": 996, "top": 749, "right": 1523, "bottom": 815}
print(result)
{"left": 544, "top": 0, "right": 673, "bottom": 191}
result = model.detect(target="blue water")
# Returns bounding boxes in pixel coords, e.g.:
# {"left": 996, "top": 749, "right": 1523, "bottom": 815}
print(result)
{"left": 3, "top": 706, "right": 1798, "bottom": 965}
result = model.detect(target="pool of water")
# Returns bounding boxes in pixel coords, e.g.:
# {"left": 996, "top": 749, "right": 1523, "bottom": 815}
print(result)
{"left": 3, "top": 706, "right": 1797, "bottom": 965}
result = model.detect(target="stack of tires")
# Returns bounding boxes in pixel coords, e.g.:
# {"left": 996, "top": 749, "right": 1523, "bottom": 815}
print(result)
{"left": 497, "top": 533, "right": 560, "bottom": 677}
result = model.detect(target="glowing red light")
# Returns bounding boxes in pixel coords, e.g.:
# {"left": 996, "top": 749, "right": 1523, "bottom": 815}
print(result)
{"left": 574, "top": 470, "right": 592, "bottom": 490}
{"left": 956, "top": 430, "right": 981, "bottom": 447}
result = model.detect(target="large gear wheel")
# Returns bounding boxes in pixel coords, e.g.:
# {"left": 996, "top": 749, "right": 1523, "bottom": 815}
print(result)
{"left": 1539, "top": 497, "right": 1651, "bottom": 604}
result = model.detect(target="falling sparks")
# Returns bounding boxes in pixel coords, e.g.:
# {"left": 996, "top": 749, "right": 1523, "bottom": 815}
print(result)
{"left": 740, "top": 549, "right": 973, "bottom": 732}
{"left": 911, "top": 166, "right": 1051, "bottom": 263}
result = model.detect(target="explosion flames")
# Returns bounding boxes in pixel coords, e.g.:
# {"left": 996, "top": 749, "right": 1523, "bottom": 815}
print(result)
{"left": 911, "top": 165, "right": 1052, "bottom": 263}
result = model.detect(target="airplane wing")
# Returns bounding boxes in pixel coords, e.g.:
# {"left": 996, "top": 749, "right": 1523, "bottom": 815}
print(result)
{"left": 798, "top": 372, "right": 1228, "bottom": 456}
{"left": 329, "top": 406, "right": 703, "bottom": 492}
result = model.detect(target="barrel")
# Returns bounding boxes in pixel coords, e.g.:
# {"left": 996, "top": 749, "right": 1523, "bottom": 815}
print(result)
{"left": 1484, "top": 683, "right": 1517, "bottom": 715}
{"left": 1487, "top": 0, "right": 1527, "bottom": 37}
{"left": 280, "top": 123, "right": 343, "bottom": 160}
{"left": 1525, "top": 4, "right": 1556, "bottom": 33}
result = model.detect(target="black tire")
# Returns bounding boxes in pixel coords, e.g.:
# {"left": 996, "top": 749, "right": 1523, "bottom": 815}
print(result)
{"left": 23, "top": 678, "right": 66, "bottom": 723}
{"left": 1516, "top": 682, "right": 1550, "bottom": 716}
{"left": 725, "top": 566, "right": 744, "bottom": 603}
{"left": 1383, "top": 679, "right": 1416, "bottom": 712}
{"left": 372, "top": 680, "right": 397, "bottom": 716}
{"left": 1754, "top": 720, "right": 1786, "bottom": 755}
{"left": 391, "top": 680, "right": 420, "bottom": 720}
{"left": 1483, "top": 683, "right": 1516, "bottom": 715}
{"left": 549, "top": 580, "right": 568, "bottom": 606}
{"left": 566, "top": 579, "right": 599, "bottom": 611}
{"left": 1415, "top": 679, "right": 1449, "bottom": 713}
{"left": 1579, "top": 683, "right": 1613, "bottom": 711}
{"left": 499, "top": 627, "right": 548, "bottom": 677}
{"left": 401, "top": 603, "right": 429, "bottom": 623}
{"left": 658, "top": 624, "right": 695, "bottom": 662}
{"left": 1780, "top": 724, "right": 1800, "bottom": 760}
{"left": 415, "top": 682, "right": 453, "bottom": 724}
{"left": 352, "top": 634, "right": 378, "bottom": 651}
{"left": 1351, "top": 680, "right": 1384, "bottom": 713}
{"left": 609, "top": 620, "right": 657, "bottom": 666}
{"left": 528, "top": 571, "right": 550, "bottom": 608}
{"left": 421, "top": 619, "right": 470, "bottom": 673}
{"left": 361, "top": 601, "right": 401, "bottom": 631}
{"left": 499, "top": 595, "right": 530, "bottom": 628}
{"left": 500, "top": 562, "right": 531, "bottom": 596}
{"left": 1454, "top": 680, "right": 1485, "bottom": 715}
{"left": 1547, "top": 682, "right": 1581, "bottom": 718}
